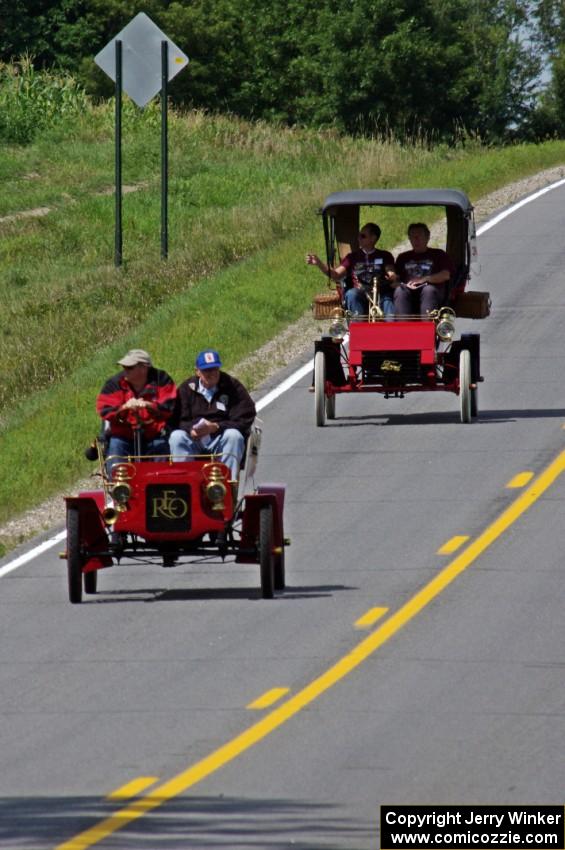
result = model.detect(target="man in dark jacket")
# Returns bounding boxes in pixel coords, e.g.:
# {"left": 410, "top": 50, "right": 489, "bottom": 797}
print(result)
{"left": 169, "top": 349, "right": 256, "bottom": 480}
{"left": 96, "top": 348, "right": 177, "bottom": 474}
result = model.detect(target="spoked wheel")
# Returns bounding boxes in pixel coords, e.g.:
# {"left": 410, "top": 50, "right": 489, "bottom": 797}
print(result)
{"left": 326, "top": 393, "right": 335, "bottom": 420}
{"left": 84, "top": 570, "right": 98, "bottom": 594}
{"left": 259, "top": 505, "right": 275, "bottom": 599}
{"left": 67, "top": 507, "right": 84, "bottom": 604}
{"left": 459, "top": 349, "right": 472, "bottom": 424}
{"left": 314, "top": 350, "right": 326, "bottom": 427}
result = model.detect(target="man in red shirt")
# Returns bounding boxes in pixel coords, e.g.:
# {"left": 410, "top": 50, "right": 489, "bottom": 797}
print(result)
{"left": 393, "top": 223, "right": 454, "bottom": 316}
{"left": 307, "top": 222, "right": 396, "bottom": 316}
{"left": 96, "top": 348, "right": 176, "bottom": 473}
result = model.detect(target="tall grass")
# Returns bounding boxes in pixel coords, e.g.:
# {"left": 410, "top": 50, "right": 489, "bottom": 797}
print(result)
{"left": 0, "top": 105, "right": 442, "bottom": 416}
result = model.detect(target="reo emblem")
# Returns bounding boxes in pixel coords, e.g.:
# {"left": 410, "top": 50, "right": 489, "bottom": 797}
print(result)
{"left": 146, "top": 484, "right": 191, "bottom": 532}
{"left": 152, "top": 489, "right": 188, "bottom": 519}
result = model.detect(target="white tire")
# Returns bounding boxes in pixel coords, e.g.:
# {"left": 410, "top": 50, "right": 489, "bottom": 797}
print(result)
{"left": 459, "top": 349, "right": 471, "bottom": 424}
{"left": 314, "top": 351, "right": 326, "bottom": 427}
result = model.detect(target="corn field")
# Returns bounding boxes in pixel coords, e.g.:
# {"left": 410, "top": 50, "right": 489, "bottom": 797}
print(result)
{"left": 0, "top": 56, "right": 88, "bottom": 144}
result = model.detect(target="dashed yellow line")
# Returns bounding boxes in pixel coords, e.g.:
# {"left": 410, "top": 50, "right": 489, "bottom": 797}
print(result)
{"left": 355, "top": 606, "right": 388, "bottom": 628}
{"left": 247, "top": 687, "right": 290, "bottom": 709}
{"left": 106, "top": 777, "right": 159, "bottom": 801}
{"left": 437, "top": 535, "right": 470, "bottom": 555}
{"left": 55, "top": 446, "right": 565, "bottom": 850}
{"left": 506, "top": 471, "right": 534, "bottom": 489}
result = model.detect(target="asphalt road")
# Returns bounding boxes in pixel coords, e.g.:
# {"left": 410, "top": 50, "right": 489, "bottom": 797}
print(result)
{"left": 1, "top": 182, "right": 565, "bottom": 850}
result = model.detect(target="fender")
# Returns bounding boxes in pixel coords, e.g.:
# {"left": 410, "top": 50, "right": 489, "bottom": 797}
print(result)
{"left": 65, "top": 494, "right": 112, "bottom": 571}
{"left": 236, "top": 484, "right": 286, "bottom": 563}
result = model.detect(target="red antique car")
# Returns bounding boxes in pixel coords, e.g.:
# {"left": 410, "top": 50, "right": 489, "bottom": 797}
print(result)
{"left": 64, "top": 425, "right": 287, "bottom": 602}
{"left": 312, "top": 189, "right": 490, "bottom": 425}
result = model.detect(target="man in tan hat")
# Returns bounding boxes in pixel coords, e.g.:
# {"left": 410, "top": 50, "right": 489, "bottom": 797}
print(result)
{"left": 96, "top": 349, "right": 177, "bottom": 472}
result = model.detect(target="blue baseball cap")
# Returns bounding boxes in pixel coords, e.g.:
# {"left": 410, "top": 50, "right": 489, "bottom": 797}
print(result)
{"left": 195, "top": 349, "right": 222, "bottom": 370}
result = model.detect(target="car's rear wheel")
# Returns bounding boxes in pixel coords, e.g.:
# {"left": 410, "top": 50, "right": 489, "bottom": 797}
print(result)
{"left": 84, "top": 570, "right": 98, "bottom": 594}
{"left": 259, "top": 505, "right": 275, "bottom": 599}
{"left": 67, "top": 507, "right": 83, "bottom": 604}
{"left": 274, "top": 540, "right": 285, "bottom": 592}
{"left": 314, "top": 351, "right": 326, "bottom": 427}
{"left": 459, "top": 349, "right": 472, "bottom": 424}
{"left": 470, "top": 384, "right": 479, "bottom": 418}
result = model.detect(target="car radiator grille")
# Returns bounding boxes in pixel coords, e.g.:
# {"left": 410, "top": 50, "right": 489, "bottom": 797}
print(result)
{"left": 361, "top": 351, "right": 422, "bottom": 384}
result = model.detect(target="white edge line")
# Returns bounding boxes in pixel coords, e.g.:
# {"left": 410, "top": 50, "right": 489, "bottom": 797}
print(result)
{"left": 475, "top": 177, "right": 565, "bottom": 236}
{"left": 255, "top": 360, "right": 313, "bottom": 411}
{"left": 3, "top": 175, "right": 565, "bottom": 577}
{"left": 0, "top": 530, "right": 67, "bottom": 578}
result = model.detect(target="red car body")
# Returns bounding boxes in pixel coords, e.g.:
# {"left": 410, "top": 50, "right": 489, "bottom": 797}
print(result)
{"left": 64, "top": 452, "right": 286, "bottom": 603}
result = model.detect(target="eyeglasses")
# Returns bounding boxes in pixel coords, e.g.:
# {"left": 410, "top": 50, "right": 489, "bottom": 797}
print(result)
{"left": 359, "top": 232, "right": 370, "bottom": 239}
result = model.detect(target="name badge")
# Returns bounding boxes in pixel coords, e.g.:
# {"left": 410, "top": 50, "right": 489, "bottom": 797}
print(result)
{"left": 216, "top": 401, "right": 226, "bottom": 411}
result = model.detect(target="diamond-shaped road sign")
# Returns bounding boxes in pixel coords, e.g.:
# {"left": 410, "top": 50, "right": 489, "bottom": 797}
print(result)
{"left": 94, "top": 13, "right": 189, "bottom": 108}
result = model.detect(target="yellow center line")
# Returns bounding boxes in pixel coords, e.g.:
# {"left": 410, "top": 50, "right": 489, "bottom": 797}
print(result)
{"left": 506, "top": 471, "right": 534, "bottom": 488}
{"left": 437, "top": 535, "right": 470, "bottom": 555}
{"left": 355, "top": 606, "right": 389, "bottom": 628}
{"left": 247, "top": 687, "right": 290, "bottom": 709}
{"left": 106, "top": 777, "right": 159, "bottom": 801}
{"left": 55, "top": 446, "right": 565, "bottom": 850}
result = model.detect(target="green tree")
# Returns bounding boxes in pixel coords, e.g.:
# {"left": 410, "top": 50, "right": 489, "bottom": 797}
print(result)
{"left": 0, "top": 0, "right": 546, "bottom": 142}
{"left": 527, "top": 0, "right": 565, "bottom": 136}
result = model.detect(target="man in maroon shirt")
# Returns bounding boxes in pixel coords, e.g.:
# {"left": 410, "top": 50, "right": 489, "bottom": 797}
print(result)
{"left": 96, "top": 348, "right": 176, "bottom": 473}
{"left": 393, "top": 223, "right": 454, "bottom": 316}
{"left": 307, "top": 222, "right": 396, "bottom": 316}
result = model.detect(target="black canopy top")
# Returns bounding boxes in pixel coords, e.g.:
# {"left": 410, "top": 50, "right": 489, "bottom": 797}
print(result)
{"left": 321, "top": 188, "right": 473, "bottom": 215}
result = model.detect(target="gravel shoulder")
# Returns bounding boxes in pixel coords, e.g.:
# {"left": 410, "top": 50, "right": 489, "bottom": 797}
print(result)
{"left": 1, "top": 165, "right": 564, "bottom": 552}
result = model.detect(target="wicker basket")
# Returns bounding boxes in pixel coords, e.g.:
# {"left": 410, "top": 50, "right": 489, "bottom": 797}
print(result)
{"left": 312, "top": 291, "right": 342, "bottom": 319}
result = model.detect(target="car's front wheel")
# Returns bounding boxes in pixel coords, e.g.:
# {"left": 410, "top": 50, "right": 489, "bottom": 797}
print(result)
{"left": 459, "top": 349, "right": 472, "bottom": 424}
{"left": 314, "top": 351, "right": 326, "bottom": 427}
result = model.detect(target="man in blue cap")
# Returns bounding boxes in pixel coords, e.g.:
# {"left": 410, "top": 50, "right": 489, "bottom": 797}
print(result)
{"left": 169, "top": 350, "right": 256, "bottom": 480}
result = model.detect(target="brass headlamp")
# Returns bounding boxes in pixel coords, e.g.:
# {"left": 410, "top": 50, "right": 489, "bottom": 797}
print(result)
{"left": 203, "top": 462, "right": 227, "bottom": 511}
{"left": 435, "top": 307, "right": 456, "bottom": 342}
{"left": 110, "top": 482, "right": 132, "bottom": 506}
{"left": 328, "top": 307, "right": 347, "bottom": 339}
{"left": 103, "top": 462, "right": 135, "bottom": 523}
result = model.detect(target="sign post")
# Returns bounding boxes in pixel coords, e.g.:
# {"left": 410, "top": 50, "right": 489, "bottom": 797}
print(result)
{"left": 114, "top": 40, "right": 122, "bottom": 267}
{"left": 94, "top": 14, "right": 189, "bottom": 265}
{"left": 161, "top": 40, "right": 168, "bottom": 260}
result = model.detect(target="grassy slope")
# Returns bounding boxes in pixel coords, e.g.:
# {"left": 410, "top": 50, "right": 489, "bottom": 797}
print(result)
{"left": 1, "top": 102, "right": 565, "bottom": 538}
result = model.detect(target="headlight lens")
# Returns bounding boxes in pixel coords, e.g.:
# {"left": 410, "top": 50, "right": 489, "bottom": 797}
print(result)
{"left": 436, "top": 318, "right": 455, "bottom": 341}
{"left": 206, "top": 481, "right": 227, "bottom": 509}
{"left": 111, "top": 482, "right": 131, "bottom": 505}
{"left": 329, "top": 317, "right": 347, "bottom": 338}
{"left": 435, "top": 308, "right": 456, "bottom": 342}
